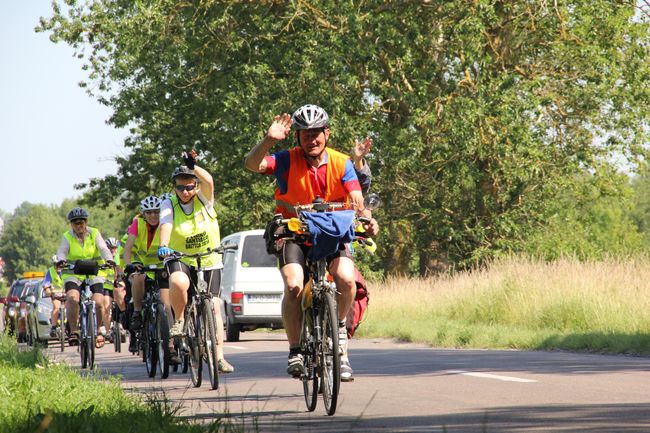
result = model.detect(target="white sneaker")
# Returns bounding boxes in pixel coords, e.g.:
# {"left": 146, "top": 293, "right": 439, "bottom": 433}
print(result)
{"left": 99, "top": 326, "right": 107, "bottom": 336}
{"left": 170, "top": 319, "right": 185, "bottom": 337}
{"left": 338, "top": 323, "right": 348, "bottom": 357}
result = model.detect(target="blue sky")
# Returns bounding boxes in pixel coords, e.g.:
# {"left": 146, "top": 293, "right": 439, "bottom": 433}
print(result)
{"left": 0, "top": 2, "right": 127, "bottom": 214}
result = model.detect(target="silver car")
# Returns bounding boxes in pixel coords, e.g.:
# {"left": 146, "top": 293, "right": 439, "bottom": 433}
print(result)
{"left": 24, "top": 279, "right": 56, "bottom": 345}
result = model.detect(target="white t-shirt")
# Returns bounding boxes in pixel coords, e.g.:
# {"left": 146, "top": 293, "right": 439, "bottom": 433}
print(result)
{"left": 159, "top": 191, "right": 214, "bottom": 226}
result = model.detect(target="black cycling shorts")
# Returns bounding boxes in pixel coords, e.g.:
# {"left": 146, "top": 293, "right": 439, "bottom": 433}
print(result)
{"left": 278, "top": 240, "right": 352, "bottom": 269}
{"left": 64, "top": 281, "right": 105, "bottom": 295}
{"left": 165, "top": 259, "right": 221, "bottom": 297}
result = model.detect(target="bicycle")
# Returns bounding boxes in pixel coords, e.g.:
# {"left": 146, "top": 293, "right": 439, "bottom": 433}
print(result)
{"left": 127, "top": 264, "right": 172, "bottom": 379}
{"left": 63, "top": 260, "right": 112, "bottom": 369}
{"left": 169, "top": 243, "right": 235, "bottom": 390}
{"left": 267, "top": 199, "right": 369, "bottom": 416}
{"left": 109, "top": 298, "right": 127, "bottom": 353}
{"left": 51, "top": 292, "right": 68, "bottom": 352}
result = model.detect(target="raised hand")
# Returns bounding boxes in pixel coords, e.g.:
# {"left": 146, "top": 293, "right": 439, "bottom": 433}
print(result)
{"left": 182, "top": 149, "right": 198, "bottom": 169}
{"left": 353, "top": 137, "right": 372, "bottom": 162}
{"left": 267, "top": 113, "right": 293, "bottom": 142}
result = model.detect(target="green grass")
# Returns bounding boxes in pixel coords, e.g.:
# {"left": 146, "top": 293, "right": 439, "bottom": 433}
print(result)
{"left": 357, "top": 257, "right": 650, "bottom": 355}
{"left": 0, "top": 337, "right": 245, "bottom": 433}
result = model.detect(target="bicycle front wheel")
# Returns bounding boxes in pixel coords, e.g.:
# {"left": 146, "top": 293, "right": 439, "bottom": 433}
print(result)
{"left": 86, "top": 304, "right": 96, "bottom": 370}
{"left": 156, "top": 303, "right": 170, "bottom": 379}
{"left": 301, "top": 307, "right": 318, "bottom": 412}
{"left": 59, "top": 305, "right": 66, "bottom": 352}
{"left": 201, "top": 299, "right": 219, "bottom": 390}
{"left": 79, "top": 308, "right": 87, "bottom": 368}
{"left": 187, "top": 308, "right": 202, "bottom": 387}
{"left": 320, "top": 291, "right": 340, "bottom": 416}
{"left": 113, "top": 307, "right": 121, "bottom": 353}
{"left": 143, "top": 310, "right": 157, "bottom": 378}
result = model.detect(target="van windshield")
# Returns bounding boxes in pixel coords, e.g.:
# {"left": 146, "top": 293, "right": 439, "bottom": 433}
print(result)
{"left": 241, "top": 235, "right": 278, "bottom": 268}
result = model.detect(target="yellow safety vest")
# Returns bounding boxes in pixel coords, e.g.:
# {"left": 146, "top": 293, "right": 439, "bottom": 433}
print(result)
{"left": 169, "top": 194, "right": 222, "bottom": 268}
{"left": 62, "top": 227, "right": 103, "bottom": 279}
{"left": 47, "top": 266, "right": 64, "bottom": 291}
{"left": 134, "top": 216, "right": 161, "bottom": 266}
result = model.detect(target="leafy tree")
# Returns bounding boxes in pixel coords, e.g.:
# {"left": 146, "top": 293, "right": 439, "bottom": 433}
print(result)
{"left": 38, "top": 1, "right": 650, "bottom": 275}
{"left": 0, "top": 203, "right": 66, "bottom": 281}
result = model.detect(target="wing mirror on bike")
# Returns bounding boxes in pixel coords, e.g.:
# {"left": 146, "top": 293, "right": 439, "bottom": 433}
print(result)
{"left": 363, "top": 193, "right": 381, "bottom": 211}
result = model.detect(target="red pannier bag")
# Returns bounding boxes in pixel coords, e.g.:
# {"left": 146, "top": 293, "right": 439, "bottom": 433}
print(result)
{"left": 346, "top": 268, "right": 369, "bottom": 338}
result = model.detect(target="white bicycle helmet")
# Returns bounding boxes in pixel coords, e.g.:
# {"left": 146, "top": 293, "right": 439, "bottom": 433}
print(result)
{"left": 139, "top": 195, "right": 161, "bottom": 212}
{"left": 51, "top": 255, "right": 60, "bottom": 265}
{"left": 105, "top": 237, "right": 120, "bottom": 249}
{"left": 291, "top": 104, "right": 330, "bottom": 130}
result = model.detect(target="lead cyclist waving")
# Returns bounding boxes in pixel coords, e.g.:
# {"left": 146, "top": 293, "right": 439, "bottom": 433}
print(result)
{"left": 245, "top": 104, "right": 379, "bottom": 382}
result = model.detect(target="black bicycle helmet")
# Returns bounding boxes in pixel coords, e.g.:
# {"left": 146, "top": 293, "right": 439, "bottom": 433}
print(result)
{"left": 171, "top": 165, "right": 197, "bottom": 181}
{"left": 67, "top": 207, "right": 89, "bottom": 221}
{"left": 291, "top": 104, "right": 329, "bottom": 130}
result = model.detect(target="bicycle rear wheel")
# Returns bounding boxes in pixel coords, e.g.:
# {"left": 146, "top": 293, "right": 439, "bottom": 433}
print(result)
{"left": 320, "top": 291, "right": 340, "bottom": 415}
{"left": 187, "top": 308, "right": 202, "bottom": 387}
{"left": 156, "top": 303, "right": 170, "bottom": 379}
{"left": 301, "top": 308, "right": 318, "bottom": 412}
{"left": 86, "top": 304, "right": 96, "bottom": 370}
{"left": 201, "top": 299, "right": 219, "bottom": 390}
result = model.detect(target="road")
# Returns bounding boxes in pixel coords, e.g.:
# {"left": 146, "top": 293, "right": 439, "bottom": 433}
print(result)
{"left": 46, "top": 332, "right": 650, "bottom": 432}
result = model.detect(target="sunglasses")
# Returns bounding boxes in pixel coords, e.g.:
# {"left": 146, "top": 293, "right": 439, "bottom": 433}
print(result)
{"left": 71, "top": 219, "right": 87, "bottom": 225}
{"left": 143, "top": 210, "right": 160, "bottom": 215}
{"left": 175, "top": 184, "right": 197, "bottom": 192}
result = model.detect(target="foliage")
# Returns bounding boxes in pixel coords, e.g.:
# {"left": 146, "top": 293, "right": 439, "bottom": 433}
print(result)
{"left": 0, "top": 200, "right": 132, "bottom": 282}
{"left": 37, "top": 1, "right": 650, "bottom": 275}
{"left": 0, "top": 203, "right": 66, "bottom": 281}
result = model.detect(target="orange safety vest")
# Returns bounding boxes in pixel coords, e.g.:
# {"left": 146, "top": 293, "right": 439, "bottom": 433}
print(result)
{"left": 274, "top": 147, "right": 350, "bottom": 217}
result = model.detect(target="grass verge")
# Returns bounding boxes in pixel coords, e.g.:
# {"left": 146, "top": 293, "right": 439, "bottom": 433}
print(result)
{"left": 0, "top": 337, "right": 244, "bottom": 433}
{"left": 357, "top": 257, "right": 650, "bottom": 355}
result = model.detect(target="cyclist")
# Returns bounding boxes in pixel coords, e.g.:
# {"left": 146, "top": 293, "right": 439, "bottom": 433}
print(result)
{"left": 43, "top": 255, "right": 65, "bottom": 337}
{"left": 100, "top": 237, "right": 125, "bottom": 341}
{"left": 158, "top": 151, "right": 234, "bottom": 373}
{"left": 244, "top": 104, "right": 379, "bottom": 381}
{"left": 122, "top": 195, "right": 178, "bottom": 362}
{"left": 55, "top": 207, "right": 115, "bottom": 346}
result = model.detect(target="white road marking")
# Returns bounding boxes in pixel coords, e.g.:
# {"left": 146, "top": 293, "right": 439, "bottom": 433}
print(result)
{"left": 446, "top": 370, "right": 537, "bottom": 383}
{"left": 224, "top": 344, "right": 247, "bottom": 350}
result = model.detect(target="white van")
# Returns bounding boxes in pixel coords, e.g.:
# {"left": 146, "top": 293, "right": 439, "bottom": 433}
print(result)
{"left": 219, "top": 229, "right": 284, "bottom": 341}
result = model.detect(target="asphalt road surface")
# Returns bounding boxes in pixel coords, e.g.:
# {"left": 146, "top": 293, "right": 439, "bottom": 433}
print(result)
{"left": 46, "top": 332, "right": 650, "bottom": 432}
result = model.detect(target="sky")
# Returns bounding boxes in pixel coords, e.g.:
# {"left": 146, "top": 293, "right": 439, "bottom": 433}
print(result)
{"left": 0, "top": 2, "right": 128, "bottom": 215}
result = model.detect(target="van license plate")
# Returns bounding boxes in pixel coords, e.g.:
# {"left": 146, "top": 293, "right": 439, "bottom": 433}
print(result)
{"left": 247, "top": 294, "right": 281, "bottom": 303}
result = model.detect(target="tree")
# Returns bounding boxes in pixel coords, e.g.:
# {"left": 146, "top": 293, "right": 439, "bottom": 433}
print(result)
{"left": 0, "top": 203, "right": 66, "bottom": 281}
{"left": 38, "top": 1, "right": 650, "bottom": 275}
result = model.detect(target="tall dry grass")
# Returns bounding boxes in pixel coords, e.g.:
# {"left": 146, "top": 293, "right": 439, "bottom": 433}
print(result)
{"left": 357, "top": 257, "right": 650, "bottom": 354}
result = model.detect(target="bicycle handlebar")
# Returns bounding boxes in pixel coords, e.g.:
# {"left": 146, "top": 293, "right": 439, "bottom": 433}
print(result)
{"left": 168, "top": 243, "right": 237, "bottom": 260}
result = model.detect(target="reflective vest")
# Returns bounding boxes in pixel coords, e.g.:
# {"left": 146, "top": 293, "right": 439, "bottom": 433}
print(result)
{"left": 47, "top": 266, "right": 63, "bottom": 291}
{"left": 102, "top": 266, "right": 116, "bottom": 291}
{"left": 274, "top": 147, "right": 349, "bottom": 217}
{"left": 62, "top": 227, "right": 103, "bottom": 278}
{"left": 169, "top": 194, "right": 221, "bottom": 268}
{"left": 115, "top": 233, "right": 129, "bottom": 268}
{"left": 134, "top": 216, "right": 161, "bottom": 266}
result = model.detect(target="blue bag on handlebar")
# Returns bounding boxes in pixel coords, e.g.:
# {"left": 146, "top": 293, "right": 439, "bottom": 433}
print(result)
{"left": 302, "top": 210, "right": 355, "bottom": 261}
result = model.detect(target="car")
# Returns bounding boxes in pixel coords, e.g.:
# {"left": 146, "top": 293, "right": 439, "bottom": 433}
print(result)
{"left": 219, "top": 229, "right": 284, "bottom": 342}
{"left": 0, "top": 272, "right": 44, "bottom": 342}
{"left": 24, "top": 279, "right": 57, "bottom": 346}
